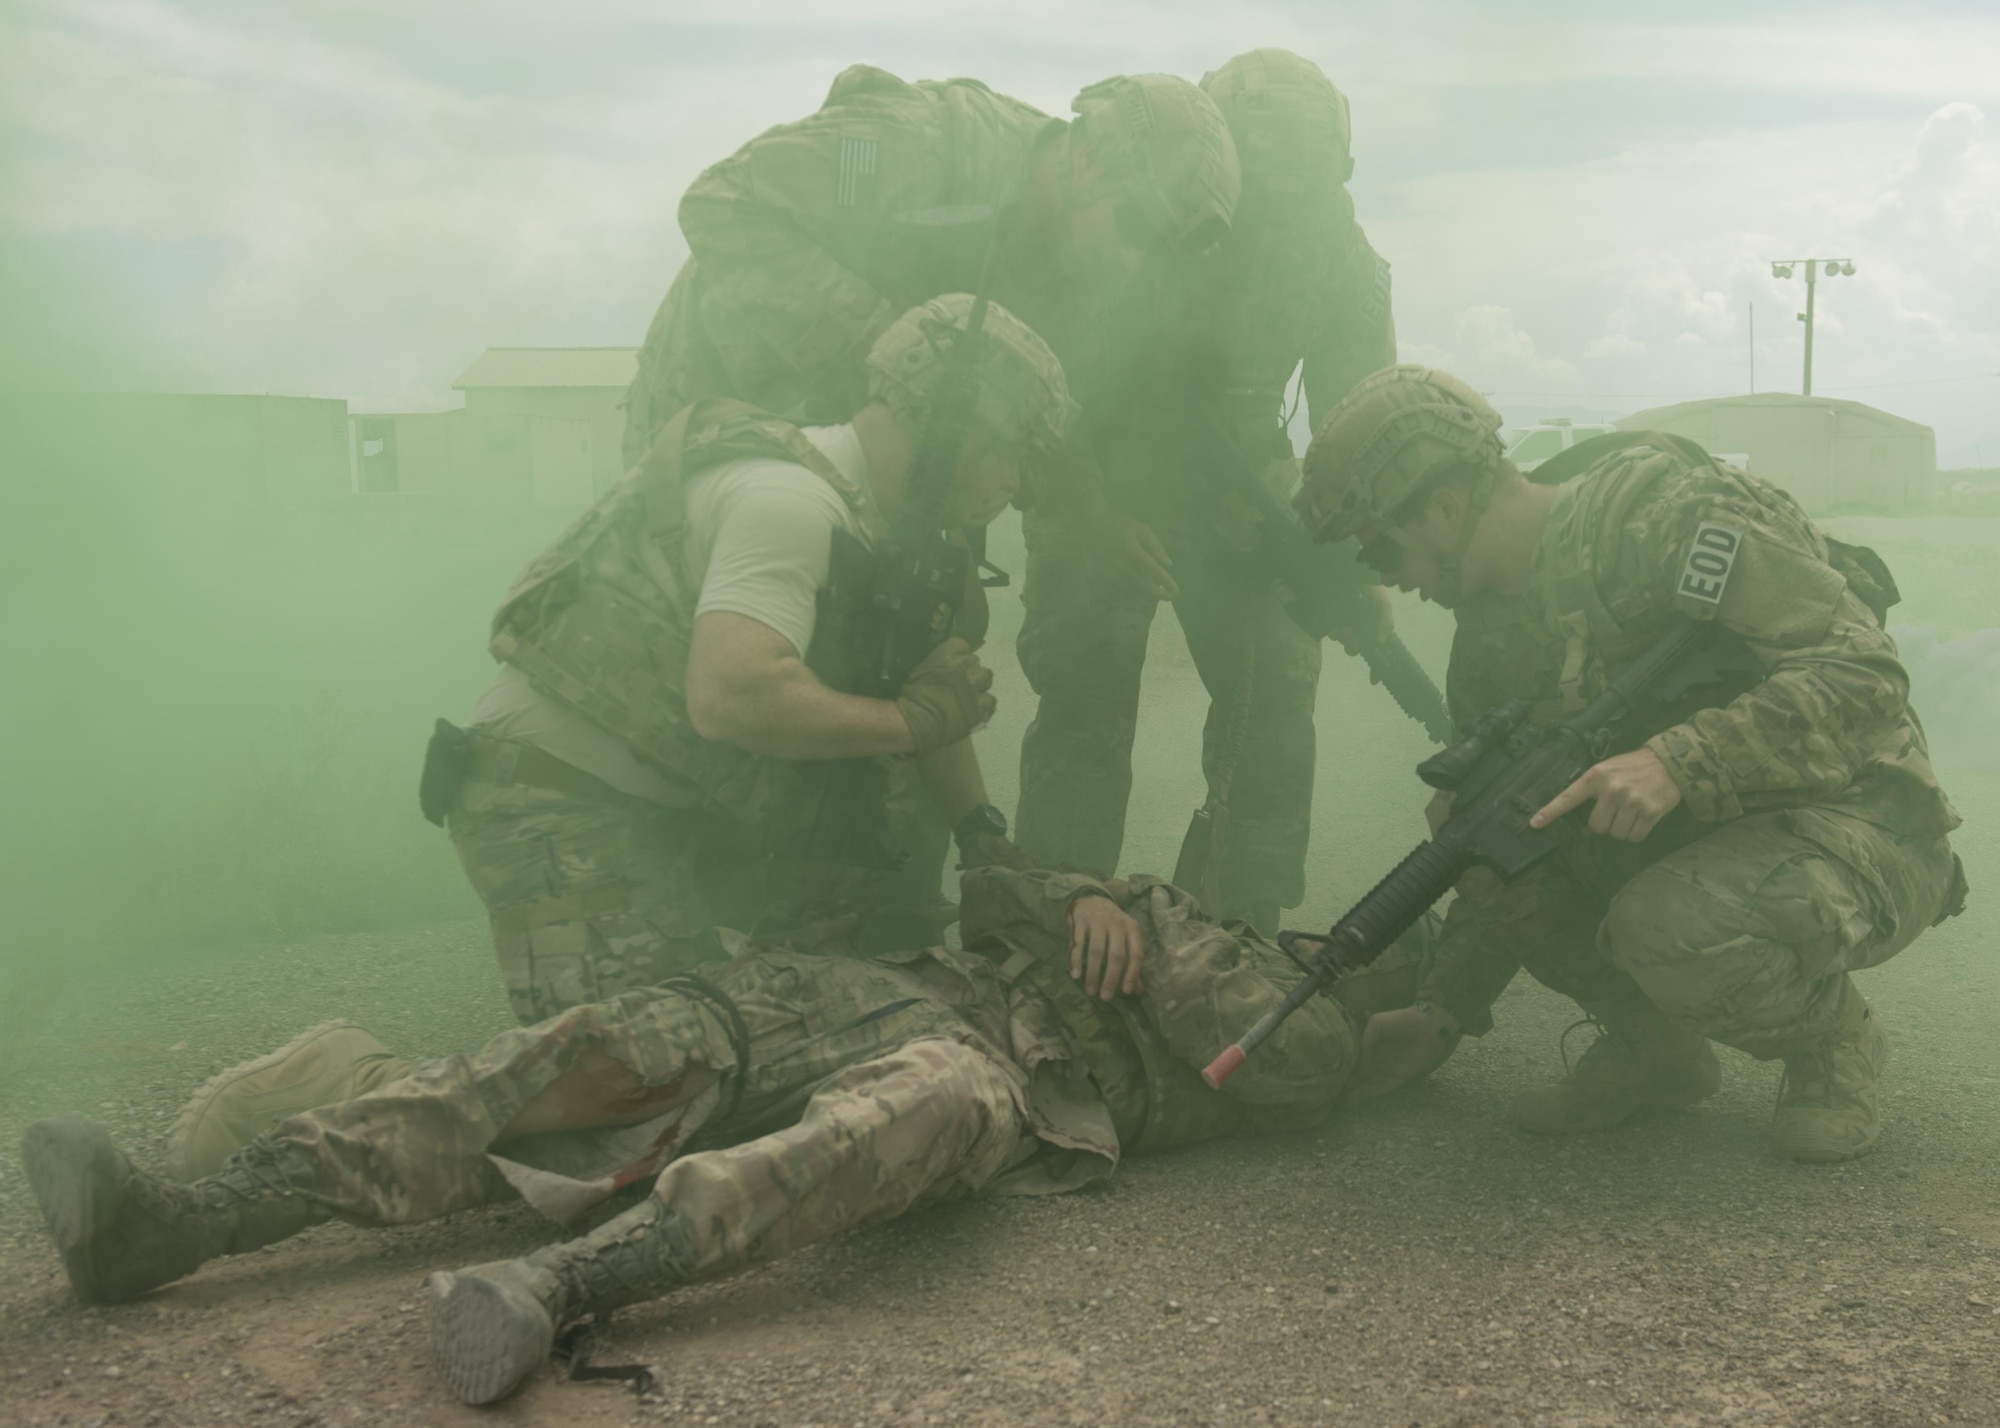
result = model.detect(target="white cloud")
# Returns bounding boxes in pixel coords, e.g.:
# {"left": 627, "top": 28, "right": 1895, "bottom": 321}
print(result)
{"left": 1585, "top": 332, "right": 1647, "bottom": 361}
{"left": 1401, "top": 304, "right": 1575, "bottom": 391}
{"left": 2, "top": 0, "right": 1995, "bottom": 453}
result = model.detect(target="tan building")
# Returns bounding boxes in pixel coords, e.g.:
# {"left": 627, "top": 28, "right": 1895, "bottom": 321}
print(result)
{"left": 353, "top": 347, "right": 638, "bottom": 503}
{"left": 1616, "top": 393, "right": 1937, "bottom": 513}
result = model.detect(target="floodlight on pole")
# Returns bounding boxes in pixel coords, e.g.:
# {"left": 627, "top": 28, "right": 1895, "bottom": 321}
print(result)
{"left": 1768, "top": 257, "right": 1854, "bottom": 396}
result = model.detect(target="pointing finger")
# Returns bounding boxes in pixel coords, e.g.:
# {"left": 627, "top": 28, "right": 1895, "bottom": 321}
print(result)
{"left": 1530, "top": 769, "right": 1597, "bottom": 829}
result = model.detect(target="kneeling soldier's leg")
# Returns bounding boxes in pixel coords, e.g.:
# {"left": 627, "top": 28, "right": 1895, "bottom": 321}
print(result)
{"left": 453, "top": 778, "right": 750, "bottom": 1025}
{"left": 1502, "top": 867, "right": 1721, "bottom": 1135}
{"left": 427, "top": 1037, "right": 1034, "bottom": 1405}
{"left": 1599, "top": 812, "right": 1958, "bottom": 1160}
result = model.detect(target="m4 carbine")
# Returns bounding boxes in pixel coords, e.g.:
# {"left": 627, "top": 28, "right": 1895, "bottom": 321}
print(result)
{"left": 1202, "top": 612, "right": 1763, "bottom": 1086}
{"left": 808, "top": 218, "right": 1001, "bottom": 869}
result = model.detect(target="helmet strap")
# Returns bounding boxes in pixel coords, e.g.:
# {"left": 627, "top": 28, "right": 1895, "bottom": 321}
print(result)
{"left": 1429, "top": 458, "right": 1501, "bottom": 605}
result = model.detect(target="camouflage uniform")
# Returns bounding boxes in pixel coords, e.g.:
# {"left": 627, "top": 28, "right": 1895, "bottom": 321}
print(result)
{"left": 109, "top": 869, "right": 1359, "bottom": 1266}
{"left": 622, "top": 65, "right": 1239, "bottom": 462}
{"left": 1416, "top": 439, "right": 1964, "bottom": 1058}
{"left": 448, "top": 401, "right": 891, "bottom": 1021}
{"left": 453, "top": 293, "right": 1071, "bottom": 1022}
{"left": 614, "top": 64, "right": 1239, "bottom": 919}
{"left": 1015, "top": 51, "right": 1396, "bottom": 920}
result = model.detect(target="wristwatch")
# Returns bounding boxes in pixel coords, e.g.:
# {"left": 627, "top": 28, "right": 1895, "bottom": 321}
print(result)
{"left": 953, "top": 803, "right": 1009, "bottom": 848}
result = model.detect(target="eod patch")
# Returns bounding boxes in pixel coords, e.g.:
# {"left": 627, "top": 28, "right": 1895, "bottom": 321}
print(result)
{"left": 1678, "top": 522, "right": 1741, "bottom": 604}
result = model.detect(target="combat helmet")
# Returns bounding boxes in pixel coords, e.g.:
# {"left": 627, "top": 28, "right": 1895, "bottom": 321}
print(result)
{"left": 1070, "top": 74, "right": 1241, "bottom": 254}
{"left": 1296, "top": 364, "right": 1504, "bottom": 545}
{"left": 865, "top": 293, "right": 1071, "bottom": 462}
{"left": 1201, "top": 48, "right": 1355, "bottom": 193}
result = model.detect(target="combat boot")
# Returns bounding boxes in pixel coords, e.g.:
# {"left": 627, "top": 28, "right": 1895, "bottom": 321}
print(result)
{"left": 22, "top": 1117, "right": 333, "bottom": 1304}
{"left": 1512, "top": 1023, "right": 1721, "bottom": 1134}
{"left": 168, "top": 1021, "right": 414, "bottom": 1180}
{"left": 428, "top": 1194, "right": 683, "bottom": 1405}
{"left": 1774, "top": 982, "right": 1888, "bottom": 1162}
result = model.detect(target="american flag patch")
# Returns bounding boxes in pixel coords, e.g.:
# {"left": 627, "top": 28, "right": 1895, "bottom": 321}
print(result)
{"left": 836, "top": 136, "right": 879, "bottom": 208}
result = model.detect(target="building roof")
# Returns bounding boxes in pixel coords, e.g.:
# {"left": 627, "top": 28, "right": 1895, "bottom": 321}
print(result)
{"left": 452, "top": 347, "right": 640, "bottom": 390}
{"left": 1617, "top": 391, "right": 1932, "bottom": 437}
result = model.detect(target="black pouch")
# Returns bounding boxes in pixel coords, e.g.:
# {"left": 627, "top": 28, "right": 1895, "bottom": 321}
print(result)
{"left": 418, "top": 718, "right": 474, "bottom": 827}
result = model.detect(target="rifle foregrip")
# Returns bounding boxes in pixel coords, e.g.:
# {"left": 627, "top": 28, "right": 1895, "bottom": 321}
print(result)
{"left": 1328, "top": 836, "right": 1472, "bottom": 970}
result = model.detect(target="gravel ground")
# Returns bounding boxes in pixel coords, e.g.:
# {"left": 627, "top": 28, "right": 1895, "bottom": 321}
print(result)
{"left": 3, "top": 575, "right": 1997, "bottom": 1427}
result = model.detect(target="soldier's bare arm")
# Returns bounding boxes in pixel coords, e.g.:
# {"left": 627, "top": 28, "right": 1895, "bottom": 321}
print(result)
{"left": 916, "top": 735, "right": 992, "bottom": 828}
{"left": 686, "top": 610, "right": 920, "bottom": 758}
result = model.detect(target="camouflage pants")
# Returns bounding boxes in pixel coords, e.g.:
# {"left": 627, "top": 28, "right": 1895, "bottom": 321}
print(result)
{"left": 1451, "top": 809, "right": 1959, "bottom": 1058}
{"left": 447, "top": 749, "right": 770, "bottom": 1025}
{"left": 448, "top": 741, "right": 935, "bottom": 1025}
{"left": 251, "top": 870, "right": 1369, "bottom": 1292}
{"left": 1014, "top": 507, "right": 1322, "bottom": 916}
{"left": 265, "top": 948, "right": 1040, "bottom": 1269}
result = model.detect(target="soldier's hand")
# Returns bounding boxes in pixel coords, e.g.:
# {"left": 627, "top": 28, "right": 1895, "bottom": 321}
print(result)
{"left": 1068, "top": 893, "right": 1144, "bottom": 1000}
{"left": 1341, "top": 1003, "right": 1461, "bottom": 1104}
{"left": 1093, "top": 507, "right": 1179, "bottom": 600}
{"left": 1531, "top": 747, "right": 1682, "bottom": 842}
{"left": 896, "top": 638, "right": 996, "bottom": 754}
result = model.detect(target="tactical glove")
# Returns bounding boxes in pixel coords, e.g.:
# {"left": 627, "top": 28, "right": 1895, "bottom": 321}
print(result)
{"left": 895, "top": 638, "right": 996, "bottom": 754}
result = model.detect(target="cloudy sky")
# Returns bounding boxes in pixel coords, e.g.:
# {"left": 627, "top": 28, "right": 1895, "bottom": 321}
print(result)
{"left": 3, "top": 0, "right": 1996, "bottom": 463}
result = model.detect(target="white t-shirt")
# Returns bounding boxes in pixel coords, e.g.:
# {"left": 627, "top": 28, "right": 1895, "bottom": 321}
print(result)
{"left": 683, "top": 421, "right": 871, "bottom": 658}
{"left": 467, "top": 424, "right": 872, "bottom": 803}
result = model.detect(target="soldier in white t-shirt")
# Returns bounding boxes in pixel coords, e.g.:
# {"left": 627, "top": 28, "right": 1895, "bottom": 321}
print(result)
{"left": 165, "top": 296, "right": 1075, "bottom": 1179}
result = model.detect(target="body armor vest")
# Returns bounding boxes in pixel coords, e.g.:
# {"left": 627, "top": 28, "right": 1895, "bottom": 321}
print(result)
{"left": 488, "top": 399, "right": 879, "bottom": 837}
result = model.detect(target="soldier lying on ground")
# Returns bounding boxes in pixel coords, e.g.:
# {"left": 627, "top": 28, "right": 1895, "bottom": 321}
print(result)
{"left": 23, "top": 867, "right": 1431, "bottom": 1407}
{"left": 1297, "top": 366, "right": 1967, "bottom": 1159}
{"left": 163, "top": 293, "right": 1068, "bottom": 1182}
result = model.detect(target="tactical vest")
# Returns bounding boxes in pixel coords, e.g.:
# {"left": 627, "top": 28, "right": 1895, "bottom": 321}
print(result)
{"left": 488, "top": 399, "right": 880, "bottom": 836}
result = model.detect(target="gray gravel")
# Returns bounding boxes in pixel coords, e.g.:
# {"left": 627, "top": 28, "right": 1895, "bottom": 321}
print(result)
{"left": 3, "top": 835, "right": 1997, "bottom": 1428}
{"left": 3, "top": 560, "right": 1997, "bottom": 1426}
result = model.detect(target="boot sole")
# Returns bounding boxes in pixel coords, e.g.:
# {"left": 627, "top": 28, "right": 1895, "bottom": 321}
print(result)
{"left": 20, "top": 1117, "right": 122, "bottom": 1304}
{"left": 427, "top": 1269, "right": 556, "bottom": 1405}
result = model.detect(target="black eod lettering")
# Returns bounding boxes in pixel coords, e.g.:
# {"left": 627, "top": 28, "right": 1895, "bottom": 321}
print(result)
{"left": 1678, "top": 523, "right": 1739, "bottom": 603}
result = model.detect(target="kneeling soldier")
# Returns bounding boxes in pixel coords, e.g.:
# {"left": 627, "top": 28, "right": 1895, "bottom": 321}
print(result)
{"left": 1297, "top": 365, "right": 1966, "bottom": 1160}
{"left": 166, "top": 295, "right": 1069, "bottom": 1180}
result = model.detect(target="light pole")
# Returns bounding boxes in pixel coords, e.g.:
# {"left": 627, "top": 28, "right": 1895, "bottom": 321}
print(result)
{"left": 1769, "top": 258, "right": 1855, "bottom": 396}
